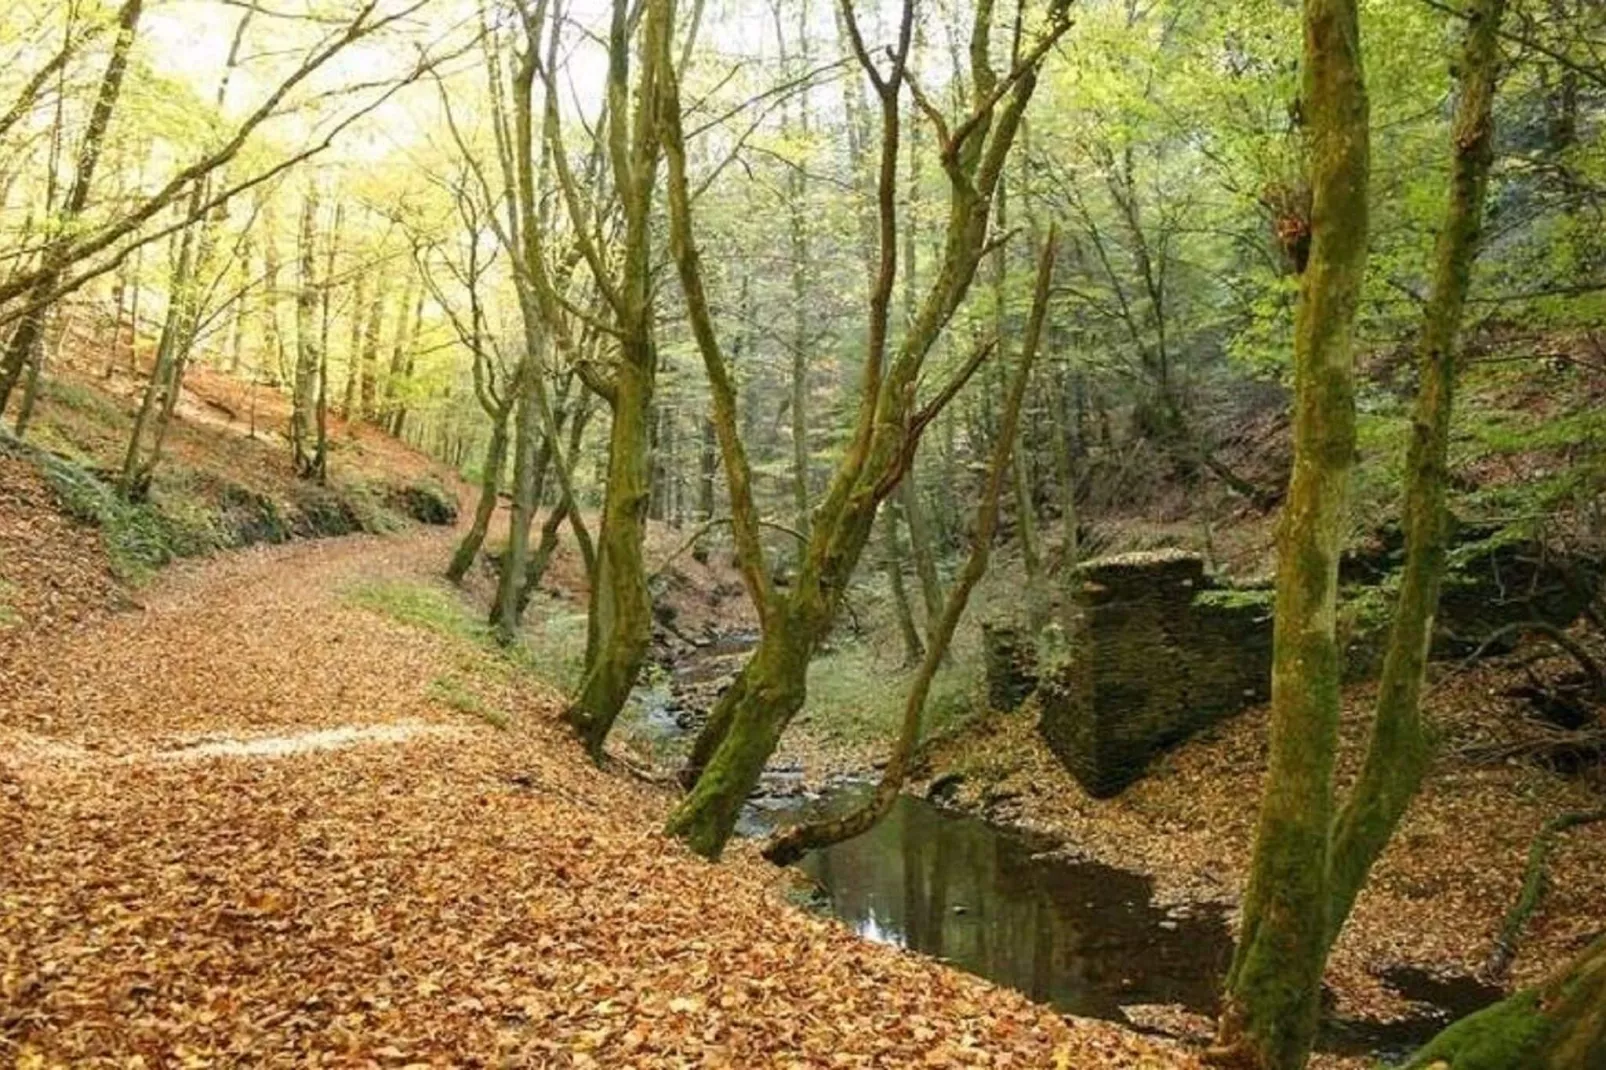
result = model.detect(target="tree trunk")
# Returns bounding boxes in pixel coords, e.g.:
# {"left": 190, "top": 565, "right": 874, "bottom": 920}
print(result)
{"left": 350, "top": 289, "right": 383, "bottom": 423}
{"left": 342, "top": 271, "right": 369, "bottom": 418}
{"left": 491, "top": 361, "right": 541, "bottom": 645}
{"left": 261, "top": 204, "right": 284, "bottom": 387}
{"left": 1012, "top": 443, "right": 1046, "bottom": 630}
{"left": 312, "top": 202, "right": 341, "bottom": 481}
{"left": 291, "top": 187, "right": 321, "bottom": 476}
{"left": 1401, "top": 936, "right": 1605, "bottom": 1070}
{"left": 447, "top": 402, "right": 511, "bottom": 583}
{"left": 519, "top": 390, "right": 595, "bottom": 616}
{"left": 228, "top": 234, "right": 249, "bottom": 375}
{"left": 881, "top": 499, "right": 925, "bottom": 667}
{"left": 0, "top": 0, "right": 144, "bottom": 417}
{"left": 359, "top": 292, "right": 383, "bottom": 421}
{"left": 381, "top": 274, "right": 421, "bottom": 430}
{"left": 1212, "top": 0, "right": 1371, "bottom": 1064}
{"left": 901, "top": 475, "right": 946, "bottom": 637}
{"left": 1321, "top": 0, "right": 1506, "bottom": 951}
{"left": 1048, "top": 359, "right": 1079, "bottom": 616}
{"left": 565, "top": 355, "right": 655, "bottom": 757}
{"left": 699, "top": 413, "right": 717, "bottom": 520}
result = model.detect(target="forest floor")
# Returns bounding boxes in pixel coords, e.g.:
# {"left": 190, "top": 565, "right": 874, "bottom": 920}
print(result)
{"left": 0, "top": 515, "right": 1199, "bottom": 1068}
{"left": 913, "top": 647, "right": 1606, "bottom": 1033}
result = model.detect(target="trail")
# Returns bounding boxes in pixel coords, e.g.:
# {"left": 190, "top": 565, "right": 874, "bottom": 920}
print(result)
{"left": 0, "top": 525, "right": 1194, "bottom": 1068}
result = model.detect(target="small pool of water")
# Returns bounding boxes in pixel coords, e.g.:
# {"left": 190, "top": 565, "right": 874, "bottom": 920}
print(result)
{"left": 753, "top": 792, "right": 1504, "bottom": 1058}
{"left": 755, "top": 793, "right": 1231, "bottom": 1022}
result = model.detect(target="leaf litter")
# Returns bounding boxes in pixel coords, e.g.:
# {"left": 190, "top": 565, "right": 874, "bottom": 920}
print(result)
{"left": 1, "top": 525, "right": 1197, "bottom": 1068}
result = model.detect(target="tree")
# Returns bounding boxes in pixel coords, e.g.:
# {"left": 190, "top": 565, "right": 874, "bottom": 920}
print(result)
{"left": 0, "top": 0, "right": 144, "bottom": 417}
{"left": 660, "top": 0, "right": 1073, "bottom": 859}
{"left": 1213, "top": 0, "right": 1508, "bottom": 1064}
{"left": 291, "top": 183, "right": 323, "bottom": 477}
{"left": 765, "top": 225, "right": 1059, "bottom": 866}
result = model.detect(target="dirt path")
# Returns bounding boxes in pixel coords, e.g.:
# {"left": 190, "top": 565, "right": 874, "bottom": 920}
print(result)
{"left": 0, "top": 527, "right": 1195, "bottom": 1068}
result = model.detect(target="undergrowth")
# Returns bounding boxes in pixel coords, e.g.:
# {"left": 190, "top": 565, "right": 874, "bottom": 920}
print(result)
{"left": 796, "top": 639, "right": 981, "bottom": 748}
{"left": 343, "top": 578, "right": 587, "bottom": 696}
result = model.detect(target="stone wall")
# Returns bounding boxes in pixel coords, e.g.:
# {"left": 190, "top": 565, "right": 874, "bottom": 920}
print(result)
{"left": 1037, "top": 533, "right": 1591, "bottom": 798}
{"left": 1037, "top": 551, "right": 1272, "bottom": 798}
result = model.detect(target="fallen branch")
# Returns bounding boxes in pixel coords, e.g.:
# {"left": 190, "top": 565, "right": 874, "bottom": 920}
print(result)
{"left": 1434, "top": 619, "right": 1605, "bottom": 698}
{"left": 1454, "top": 722, "right": 1606, "bottom": 767}
{"left": 1484, "top": 807, "right": 1606, "bottom": 981}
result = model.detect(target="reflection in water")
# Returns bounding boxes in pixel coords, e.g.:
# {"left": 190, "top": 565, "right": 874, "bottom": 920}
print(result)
{"left": 762, "top": 793, "right": 1505, "bottom": 1059}
{"left": 793, "top": 795, "right": 1233, "bottom": 1021}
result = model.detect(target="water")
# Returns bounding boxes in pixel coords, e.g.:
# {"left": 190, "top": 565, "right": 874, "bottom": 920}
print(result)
{"left": 758, "top": 793, "right": 1231, "bottom": 1023}
{"left": 755, "top": 792, "right": 1504, "bottom": 1058}
{"left": 617, "top": 638, "right": 1504, "bottom": 1059}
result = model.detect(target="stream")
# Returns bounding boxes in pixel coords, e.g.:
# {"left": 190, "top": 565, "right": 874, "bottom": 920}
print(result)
{"left": 618, "top": 637, "right": 1504, "bottom": 1062}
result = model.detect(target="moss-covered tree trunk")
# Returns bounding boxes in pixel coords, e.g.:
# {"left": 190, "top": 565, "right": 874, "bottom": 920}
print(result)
{"left": 1400, "top": 936, "right": 1605, "bottom": 1070}
{"left": 1213, "top": 0, "right": 1370, "bottom": 1064}
{"left": 566, "top": 347, "right": 656, "bottom": 757}
{"left": 1323, "top": 0, "right": 1505, "bottom": 950}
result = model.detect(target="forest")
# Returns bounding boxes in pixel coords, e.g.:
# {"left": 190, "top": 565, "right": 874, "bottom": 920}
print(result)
{"left": 1, "top": 0, "right": 1604, "bottom": 1068}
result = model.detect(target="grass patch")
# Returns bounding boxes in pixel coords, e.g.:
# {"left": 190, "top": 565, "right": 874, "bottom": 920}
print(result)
{"left": 796, "top": 640, "right": 981, "bottom": 748}
{"left": 345, "top": 578, "right": 496, "bottom": 647}
{"left": 344, "top": 578, "right": 586, "bottom": 694}
{"left": 519, "top": 592, "right": 589, "bottom": 692}
{"left": 41, "top": 378, "right": 127, "bottom": 426}
{"left": 427, "top": 675, "right": 511, "bottom": 730}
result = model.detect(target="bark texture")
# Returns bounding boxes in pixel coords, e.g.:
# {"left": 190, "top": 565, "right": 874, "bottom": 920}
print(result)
{"left": 1213, "top": 0, "right": 1370, "bottom": 1063}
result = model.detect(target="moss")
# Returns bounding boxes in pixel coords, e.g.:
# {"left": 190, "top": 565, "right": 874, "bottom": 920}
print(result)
{"left": 289, "top": 485, "right": 367, "bottom": 538}
{"left": 23, "top": 445, "right": 222, "bottom": 582}
{"left": 383, "top": 478, "right": 459, "bottom": 526}
{"left": 1397, "top": 989, "right": 1552, "bottom": 1069}
{"left": 1194, "top": 586, "right": 1276, "bottom": 612}
{"left": 217, "top": 482, "right": 291, "bottom": 546}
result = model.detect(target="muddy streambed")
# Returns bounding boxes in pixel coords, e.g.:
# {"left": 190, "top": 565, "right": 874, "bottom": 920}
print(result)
{"left": 618, "top": 640, "right": 1502, "bottom": 1061}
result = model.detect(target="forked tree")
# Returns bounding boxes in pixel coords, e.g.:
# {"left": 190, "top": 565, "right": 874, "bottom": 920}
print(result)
{"left": 658, "top": 0, "right": 1073, "bottom": 858}
{"left": 1212, "top": 0, "right": 1513, "bottom": 1065}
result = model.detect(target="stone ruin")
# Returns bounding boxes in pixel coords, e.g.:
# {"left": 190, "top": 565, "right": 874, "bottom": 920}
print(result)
{"left": 1005, "top": 534, "right": 1592, "bottom": 798}
{"left": 1035, "top": 551, "right": 1273, "bottom": 798}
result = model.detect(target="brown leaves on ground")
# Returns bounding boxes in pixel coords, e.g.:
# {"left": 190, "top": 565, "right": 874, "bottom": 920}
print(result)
{"left": 1, "top": 525, "right": 1196, "bottom": 1069}
{"left": 918, "top": 660, "right": 1606, "bottom": 1033}
{"left": 0, "top": 455, "right": 125, "bottom": 672}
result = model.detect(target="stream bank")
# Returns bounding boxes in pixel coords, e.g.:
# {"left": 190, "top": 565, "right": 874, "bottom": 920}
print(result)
{"left": 612, "top": 636, "right": 1519, "bottom": 1065}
